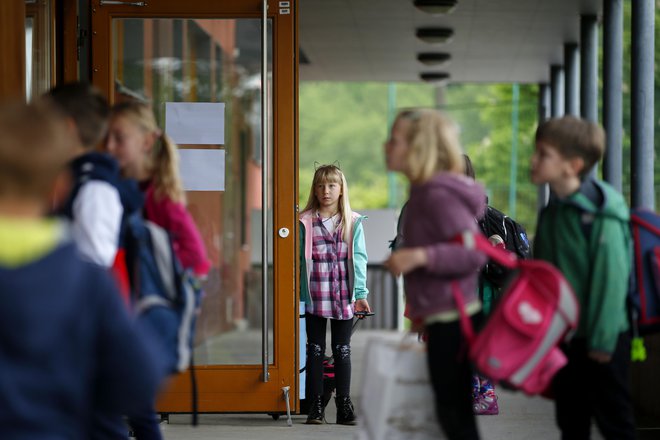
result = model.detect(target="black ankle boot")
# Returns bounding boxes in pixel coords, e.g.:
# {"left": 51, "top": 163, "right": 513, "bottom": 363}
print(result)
{"left": 305, "top": 395, "right": 325, "bottom": 424}
{"left": 335, "top": 395, "right": 356, "bottom": 425}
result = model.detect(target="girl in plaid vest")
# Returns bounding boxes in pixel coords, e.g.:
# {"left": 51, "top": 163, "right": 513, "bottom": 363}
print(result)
{"left": 299, "top": 164, "right": 370, "bottom": 425}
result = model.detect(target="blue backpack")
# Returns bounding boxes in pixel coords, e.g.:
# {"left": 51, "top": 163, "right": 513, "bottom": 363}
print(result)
{"left": 630, "top": 209, "right": 660, "bottom": 337}
{"left": 124, "top": 213, "right": 201, "bottom": 374}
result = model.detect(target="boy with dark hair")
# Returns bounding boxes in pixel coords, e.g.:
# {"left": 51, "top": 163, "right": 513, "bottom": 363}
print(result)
{"left": 46, "top": 82, "right": 127, "bottom": 269}
{"left": 0, "top": 100, "right": 165, "bottom": 439}
{"left": 532, "top": 115, "right": 636, "bottom": 439}
{"left": 47, "top": 82, "right": 143, "bottom": 309}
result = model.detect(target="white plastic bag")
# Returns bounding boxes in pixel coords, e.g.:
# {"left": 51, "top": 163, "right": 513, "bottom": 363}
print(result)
{"left": 355, "top": 336, "right": 445, "bottom": 440}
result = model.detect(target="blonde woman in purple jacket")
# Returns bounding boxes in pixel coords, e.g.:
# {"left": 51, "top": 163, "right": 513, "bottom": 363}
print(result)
{"left": 384, "top": 109, "right": 487, "bottom": 440}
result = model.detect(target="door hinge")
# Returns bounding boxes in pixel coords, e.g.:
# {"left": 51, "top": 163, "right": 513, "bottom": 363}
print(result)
{"left": 99, "top": 0, "right": 146, "bottom": 6}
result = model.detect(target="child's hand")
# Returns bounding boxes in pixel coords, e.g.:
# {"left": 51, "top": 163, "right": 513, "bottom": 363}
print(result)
{"left": 384, "top": 248, "right": 427, "bottom": 276}
{"left": 354, "top": 299, "right": 371, "bottom": 316}
{"left": 588, "top": 350, "right": 612, "bottom": 363}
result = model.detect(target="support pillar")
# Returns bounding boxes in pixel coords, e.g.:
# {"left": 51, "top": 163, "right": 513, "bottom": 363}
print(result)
{"left": 550, "top": 65, "right": 564, "bottom": 117}
{"left": 580, "top": 15, "right": 598, "bottom": 123}
{"left": 537, "top": 83, "right": 551, "bottom": 211}
{"left": 631, "top": 0, "right": 655, "bottom": 209}
{"left": 564, "top": 43, "right": 579, "bottom": 116}
{"left": 630, "top": 0, "right": 658, "bottom": 429}
{"left": 603, "top": 0, "right": 623, "bottom": 192}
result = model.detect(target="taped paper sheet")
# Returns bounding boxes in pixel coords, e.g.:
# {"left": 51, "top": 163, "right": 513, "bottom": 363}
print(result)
{"left": 178, "top": 149, "right": 225, "bottom": 191}
{"left": 165, "top": 102, "right": 225, "bottom": 145}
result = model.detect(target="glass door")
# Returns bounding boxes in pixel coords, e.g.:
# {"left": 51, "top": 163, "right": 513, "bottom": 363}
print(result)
{"left": 91, "top": 0, "right": 297, "bottom": 414}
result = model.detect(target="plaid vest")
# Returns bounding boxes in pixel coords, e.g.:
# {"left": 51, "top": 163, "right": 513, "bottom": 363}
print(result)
{"left": 306, "top": 213, "right": 353, "bottom": 319}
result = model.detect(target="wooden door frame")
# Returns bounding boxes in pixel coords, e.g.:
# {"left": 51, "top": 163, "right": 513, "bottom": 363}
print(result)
{"left": 0, "top": 0, "right": 26, "bottom": 100}
{"left": 90, "top": 0, "right": 299, "bottom": 413}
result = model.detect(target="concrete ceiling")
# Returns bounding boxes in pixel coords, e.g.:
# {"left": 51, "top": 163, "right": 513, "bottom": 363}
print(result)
{"left": 299, "top": 0, "right": 602, "bottom": 84}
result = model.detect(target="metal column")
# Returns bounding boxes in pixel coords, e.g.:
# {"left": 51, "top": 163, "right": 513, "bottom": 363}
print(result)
{"left": 580, "top": 15, "right": 598, "bottom": 123}
{"left": 631, "top": 0, "right": 655, "bottom": 209}
{"left": 550, "top": 65, "right": 564, "bottom": 117}
{"left": 564, "top": 43, "right": 580, "bottom": 116}
{"left": 537, "top": 83, "right": 551, "bottom": 211}
{"left": 603, "top": 0, "right": 623, "bottom": 192}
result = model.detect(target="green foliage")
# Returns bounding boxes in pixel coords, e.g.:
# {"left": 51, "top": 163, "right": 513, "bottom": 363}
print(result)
{"left": 444, "top": 84, "right": 540, "bottom": 235}
{"left": 299, "top": 82, "right": 435, "bottom": 210}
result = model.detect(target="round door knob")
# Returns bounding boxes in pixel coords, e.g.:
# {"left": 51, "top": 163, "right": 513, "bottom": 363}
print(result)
{"left": 278, "top": 227, "right": 290, "bottom": 238}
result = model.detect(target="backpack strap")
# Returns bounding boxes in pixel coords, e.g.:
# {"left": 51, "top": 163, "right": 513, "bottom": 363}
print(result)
{"left": 451, "top": 281, "right": 476, "bottom": 346}
{"left": 451, "top": 231, "right": 519, "bottom": 346}
{"left": 454, "top": 231, "right": 519, "bottom": 269}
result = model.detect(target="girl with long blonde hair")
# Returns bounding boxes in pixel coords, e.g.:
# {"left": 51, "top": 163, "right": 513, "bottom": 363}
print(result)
{"left": 384, "top": 109, "right": 487, "bottom": 440}
{"left": 106, "top": 100, "right": 209, "bottom": 276}
{"left": 299, "top": 164, "right": 370, "bottom": 425}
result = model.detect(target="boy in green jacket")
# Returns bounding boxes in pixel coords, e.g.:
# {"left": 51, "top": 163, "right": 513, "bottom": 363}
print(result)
{"left": 532, "top": 116, "right": 636, "bottom": 439}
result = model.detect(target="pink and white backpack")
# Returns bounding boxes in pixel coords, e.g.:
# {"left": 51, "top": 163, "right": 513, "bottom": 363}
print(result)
{"left": 453, "top": 232, "right": 579, "bottom": 396}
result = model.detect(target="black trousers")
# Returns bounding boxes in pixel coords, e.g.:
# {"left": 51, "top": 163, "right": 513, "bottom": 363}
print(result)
{"left": 305, "top": 314, "right": 353, "bottom": 397}
{"left": 553, "top": 333, "right": 637, "bottom": 440}
{"left": 426, "top": 318, "right": 481, "bottom": 440}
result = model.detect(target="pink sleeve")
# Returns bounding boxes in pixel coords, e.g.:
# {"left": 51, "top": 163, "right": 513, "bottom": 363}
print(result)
{"left": 145, "top": 192, "right": 211, "bottom": 276}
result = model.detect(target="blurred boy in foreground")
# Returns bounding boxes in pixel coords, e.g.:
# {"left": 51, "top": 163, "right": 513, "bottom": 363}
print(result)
{"left": 0, "top": 100, "right": 166, "bottom": 439}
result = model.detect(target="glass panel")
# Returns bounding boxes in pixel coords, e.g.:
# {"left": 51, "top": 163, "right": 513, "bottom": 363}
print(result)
{"left": 111, "top": 18, "right": 274, "bottom": 366}
{"left": 25, "top": 0, "right": 52, "bottom": 101}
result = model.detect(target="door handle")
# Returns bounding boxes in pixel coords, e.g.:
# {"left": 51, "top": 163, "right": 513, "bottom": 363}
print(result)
{"left": 278, "top": 227, "right": 289, "bottom": 238}
{"left": 261, "top": 0, "right": 270, "bottom": 384}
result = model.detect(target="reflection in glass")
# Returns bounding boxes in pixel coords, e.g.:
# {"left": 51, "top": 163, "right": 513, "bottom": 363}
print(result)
{"left": 25, "top": 0, "right": 52, "bottom": 100}
{"left": 112, "top": 18, "right": 273, "bottom": 366}
{"left": 25, "top": 17, "right": 33, "bottom": 99}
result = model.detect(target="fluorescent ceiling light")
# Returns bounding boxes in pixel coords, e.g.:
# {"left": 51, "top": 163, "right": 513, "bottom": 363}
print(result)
{"left": 419, "top": 72, "right": 451, "bottom": 83}
{"left": 413, "top": 0, "right": 458, "bottom": 15}
{"left": 416, "top": 28, "right": 454, "bottom": 44}
{"left": 417, "top": 52, "right": 451, "bottom": 66}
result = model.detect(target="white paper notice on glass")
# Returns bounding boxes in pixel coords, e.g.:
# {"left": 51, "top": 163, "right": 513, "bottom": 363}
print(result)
{"left": 165, "top": 102, "right": 225, "bottom": 145}
{"left": 178, "top": 149, "right": 225, "bottom": 191}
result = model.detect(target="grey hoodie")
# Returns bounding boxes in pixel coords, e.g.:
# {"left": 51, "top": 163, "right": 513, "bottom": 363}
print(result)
{"left": 403, "top": 172, "right": 488, "bottom": 322}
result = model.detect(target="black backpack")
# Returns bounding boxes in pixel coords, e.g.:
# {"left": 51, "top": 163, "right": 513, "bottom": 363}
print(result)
{"left": 478, "top": 206, "right": 531, "bottom": 287}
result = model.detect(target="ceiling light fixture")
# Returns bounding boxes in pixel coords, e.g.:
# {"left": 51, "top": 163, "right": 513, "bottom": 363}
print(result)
{"left": 419, "top": 72, "right": 451, "bottom": 83}
{"left": 413, "top": 0, "right": 458, "bottom": 15}
{"left": 416, "top": 27, "right": 454, "bottom": 44}
{"left": 417, "top": 52, "right": 451, "bottom": 66}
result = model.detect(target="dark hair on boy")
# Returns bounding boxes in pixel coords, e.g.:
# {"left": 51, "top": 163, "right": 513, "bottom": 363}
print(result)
{"left": 46, "top": 82, "right": 110, "bottom": 149}
{"left": 535, "top": 116, "right": 605, "bottom": 177}
{"left": 0, "top": 101, "right": 71, "bottom": 199}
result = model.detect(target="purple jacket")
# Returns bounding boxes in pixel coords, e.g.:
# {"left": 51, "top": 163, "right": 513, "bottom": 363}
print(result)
{"left": 403, "top": 172, "right": 487, "bottom": 322}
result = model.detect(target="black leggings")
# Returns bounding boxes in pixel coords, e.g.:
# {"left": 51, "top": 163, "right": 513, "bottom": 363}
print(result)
{"left": 305, "top": 314, "right": 353, "bottom": 397}
{"left": 426, "top": 318, "right": 481, "bottom": 440}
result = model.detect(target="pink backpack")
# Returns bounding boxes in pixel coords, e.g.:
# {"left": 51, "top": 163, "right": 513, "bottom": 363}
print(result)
{"left": 453, "top": 232, "right": 579, "bottom": 396}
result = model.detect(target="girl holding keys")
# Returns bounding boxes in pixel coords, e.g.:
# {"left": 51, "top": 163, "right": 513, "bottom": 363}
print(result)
{"left": 383, "top": 109, "right": 487, "bottom": 440}
{"left": 105, "top": 100, "right": 210, "bottom": 439}
{"left": 299, "top": 164, "right": 370, "bottom": 425}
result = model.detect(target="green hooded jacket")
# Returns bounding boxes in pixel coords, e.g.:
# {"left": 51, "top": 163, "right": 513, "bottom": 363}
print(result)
{"left": 534, "top": 179, "right": 631, "bottom": 354}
